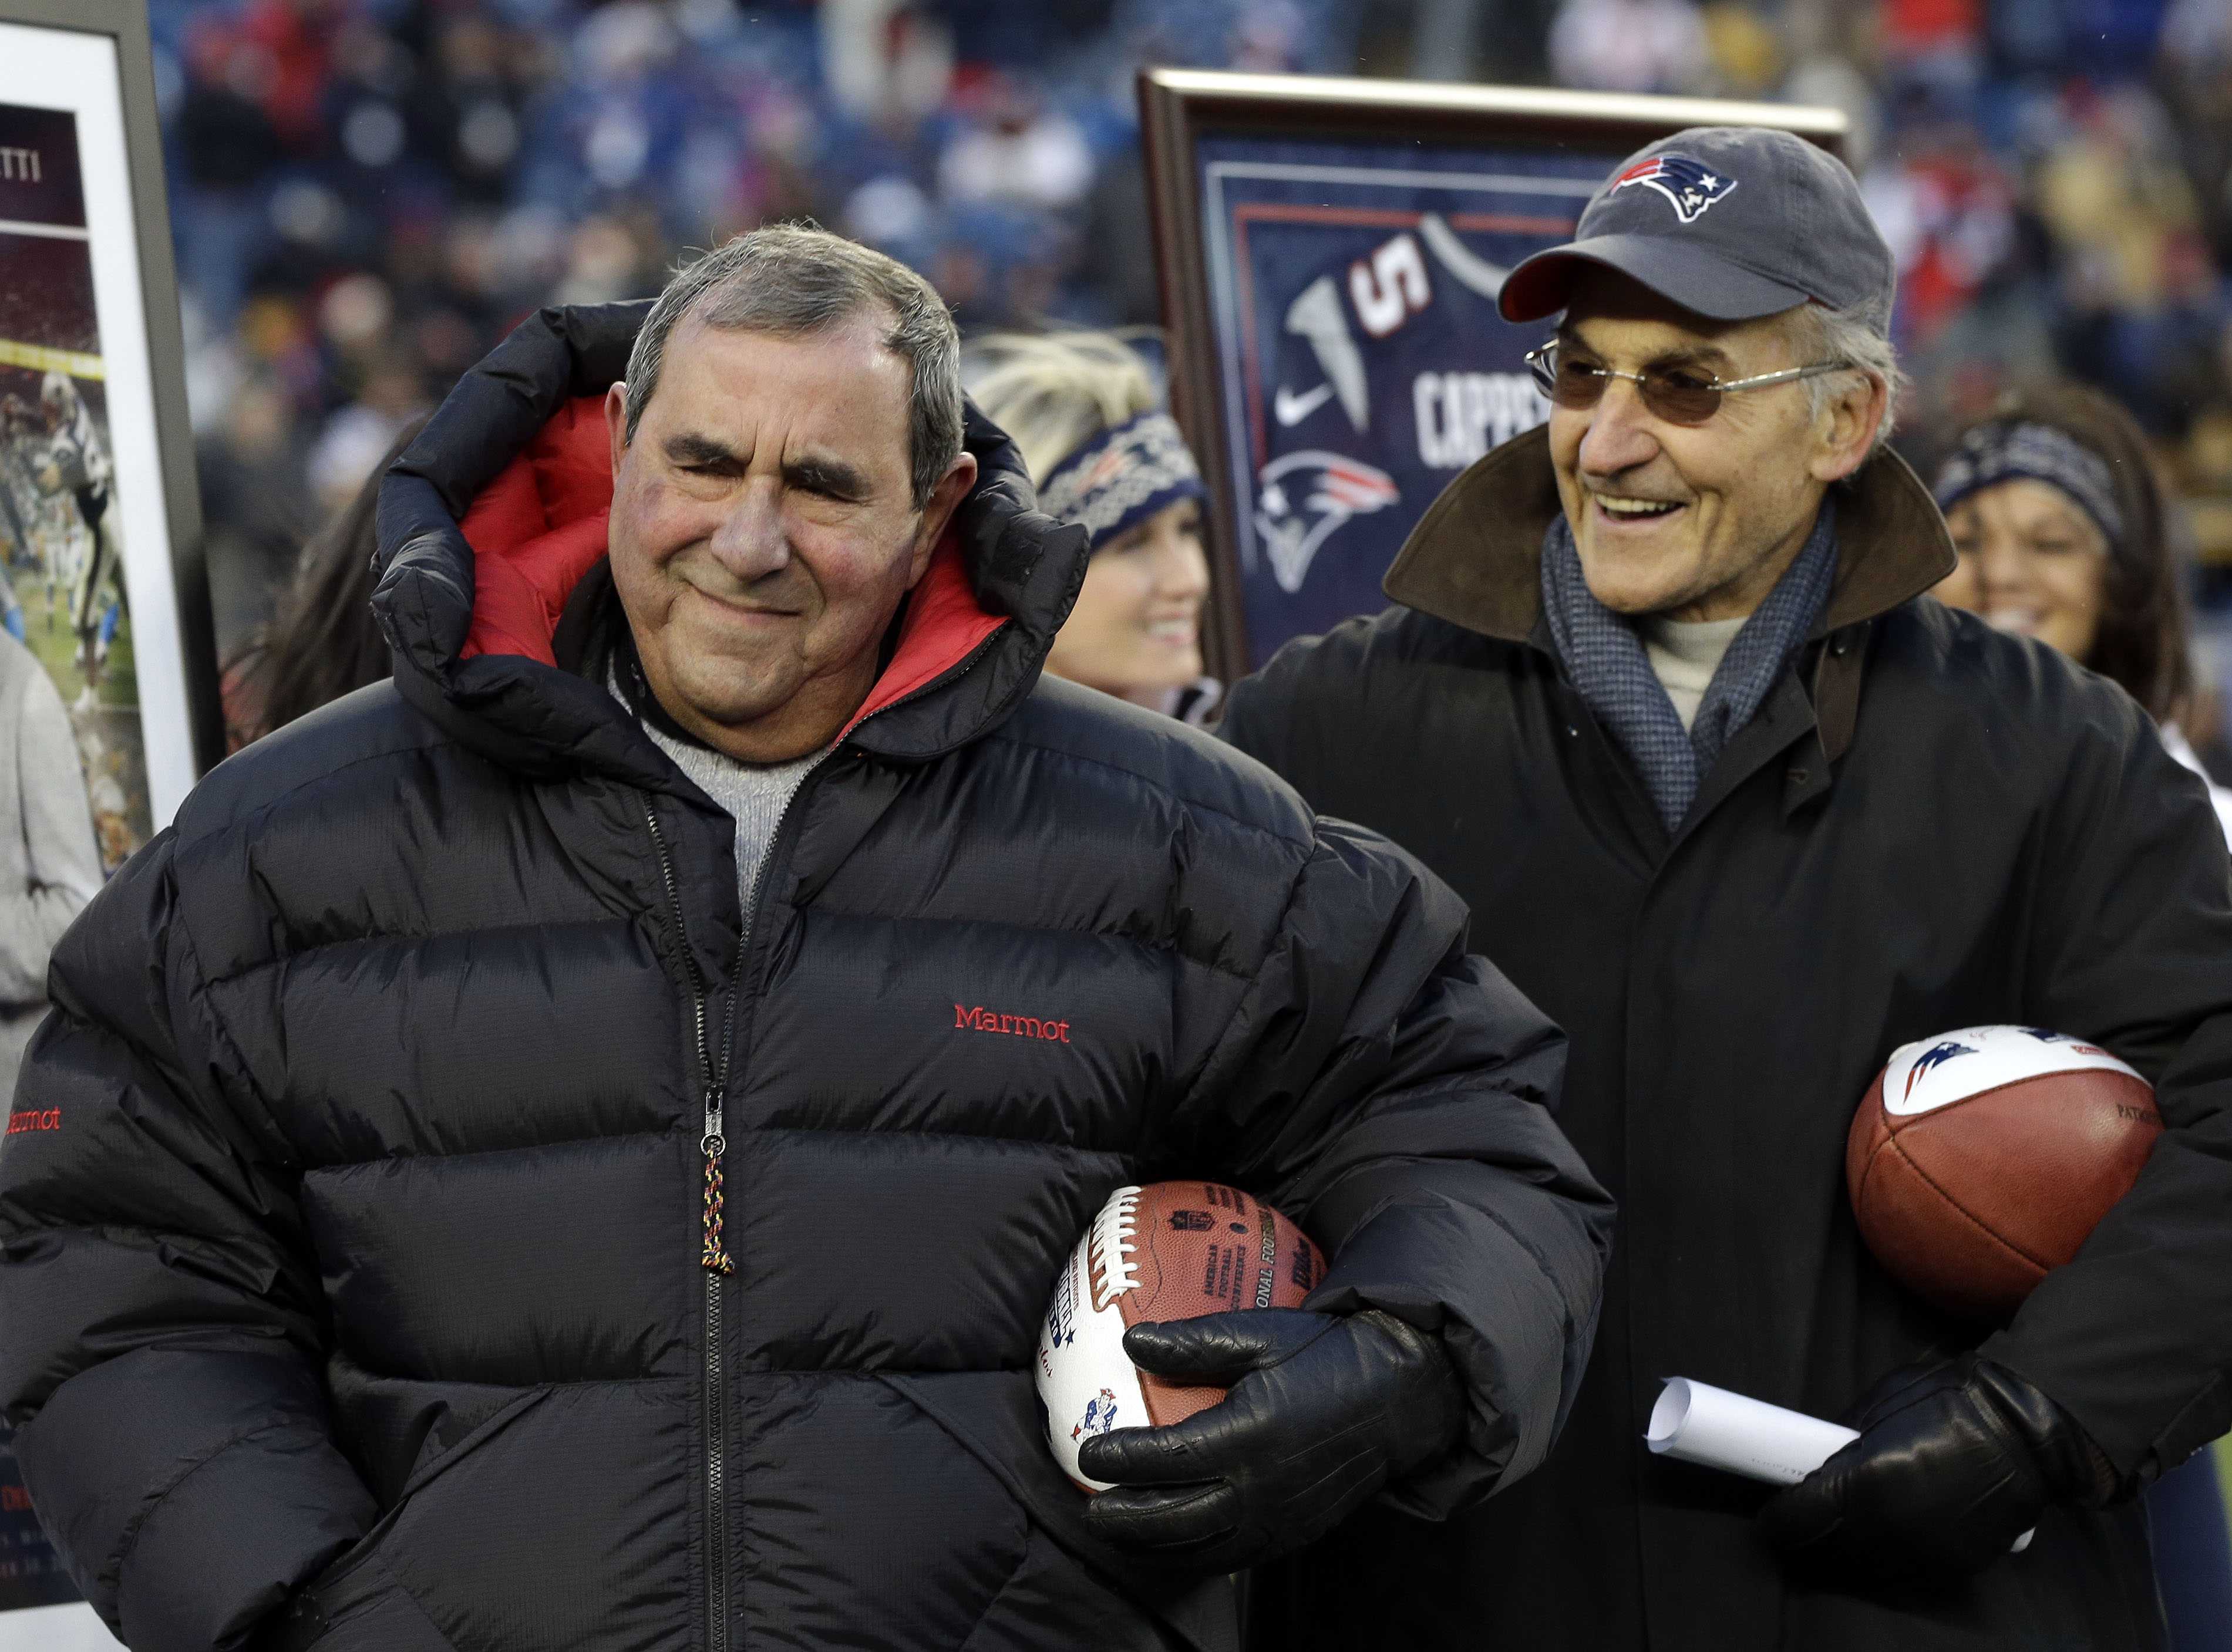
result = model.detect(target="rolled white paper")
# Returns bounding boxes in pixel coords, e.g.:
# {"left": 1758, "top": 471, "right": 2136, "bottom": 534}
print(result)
{"left": 1647, "top": 1377, "right": 1857, "bottom": 1486}
{"left": 1647, "top": 1377, "right": 2035, "bottom": 1553}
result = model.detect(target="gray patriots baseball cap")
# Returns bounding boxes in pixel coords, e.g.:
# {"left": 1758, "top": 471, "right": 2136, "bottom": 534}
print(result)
{"left": 1499, "top": 126, "right": 1894, "bottom": 331}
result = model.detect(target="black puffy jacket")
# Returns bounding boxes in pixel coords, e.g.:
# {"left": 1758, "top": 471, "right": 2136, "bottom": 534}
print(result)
{"left": 0, "top": 305, "right": 1612, "bottom": 1652}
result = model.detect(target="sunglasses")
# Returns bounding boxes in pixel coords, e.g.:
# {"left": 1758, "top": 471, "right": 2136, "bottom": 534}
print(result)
{"left": 1524, "top": 341, "right": 1848, "bottom": 427}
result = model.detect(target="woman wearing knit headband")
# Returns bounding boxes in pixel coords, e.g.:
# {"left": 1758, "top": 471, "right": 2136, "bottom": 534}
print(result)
{"left": 1933, "top": 381, "right": 2232, "bottom": 1652}
{"left": 1933, "top": 381, "right": 2232, "bottom": 837}
{"left": 969, "top": 332, "right": 1218, "bottom": 723}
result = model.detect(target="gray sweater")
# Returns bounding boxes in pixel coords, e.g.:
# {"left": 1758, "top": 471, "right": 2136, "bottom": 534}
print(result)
{"left": 610, "top": 668, "right": 819, "bottom": 920}
{"left": 641, "top": 724, "right": 819, "bottom": 919}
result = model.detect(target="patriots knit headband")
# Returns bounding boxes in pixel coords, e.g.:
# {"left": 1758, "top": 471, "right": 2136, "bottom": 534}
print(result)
{"left": 1037, "top": 410, "right": 1207, "bottom": 552}
{"left": 1933, "top": 420, "right": 2127, "bottom": 557}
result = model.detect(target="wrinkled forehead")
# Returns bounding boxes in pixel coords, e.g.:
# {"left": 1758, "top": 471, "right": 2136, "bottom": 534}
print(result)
{"left": 658, "top": 313, "right": 913, "bottom": 440}
{"left": 1558, "top": 270, "right": 1802, "bottom": 368}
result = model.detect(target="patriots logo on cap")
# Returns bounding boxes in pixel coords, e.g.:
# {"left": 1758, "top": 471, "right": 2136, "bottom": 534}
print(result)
{"left": 1612, "top": 155, "right": 1739, "bottom": 225}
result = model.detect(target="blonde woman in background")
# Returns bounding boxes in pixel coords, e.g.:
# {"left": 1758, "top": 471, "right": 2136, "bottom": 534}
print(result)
{"left": 969, "top": 332, "right": 1219, "bottom": 723}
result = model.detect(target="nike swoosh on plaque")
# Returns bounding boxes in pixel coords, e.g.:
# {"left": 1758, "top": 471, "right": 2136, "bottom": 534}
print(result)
{"left": 1274, "top": 382, "right": 1334, "bottom": 426}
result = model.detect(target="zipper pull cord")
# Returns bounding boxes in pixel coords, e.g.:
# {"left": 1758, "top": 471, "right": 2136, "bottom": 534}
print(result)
{"left": 701, "top": 1093, "right": 734, "bottom": 1275}
{"left": 701, "top": 921, "right": 748, "bottom": 1277}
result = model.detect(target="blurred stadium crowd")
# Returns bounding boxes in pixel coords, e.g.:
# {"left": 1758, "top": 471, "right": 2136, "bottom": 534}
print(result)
{"left": 148, "top": 0, "right": 2232, "bottom": 670}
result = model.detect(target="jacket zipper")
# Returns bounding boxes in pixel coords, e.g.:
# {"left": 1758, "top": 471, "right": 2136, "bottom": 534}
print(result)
{"left": 638, "top": 629, "right": 994, "bottom": 1652}
{"left": 641, "top": 796, "right": 743, "bottom": 1652}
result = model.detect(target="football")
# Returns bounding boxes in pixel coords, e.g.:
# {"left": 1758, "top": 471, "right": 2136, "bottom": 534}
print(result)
{"left": 1036, "top": 1181, "right": 1326, "bottom": 1491}
{"left": 1848, "top": 1025, "right": 2162, "bottom": 1319}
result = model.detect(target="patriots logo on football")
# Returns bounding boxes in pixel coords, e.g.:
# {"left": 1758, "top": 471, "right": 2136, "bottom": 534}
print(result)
{"left": 1904, "top": 1040, "right": 1977, "bottom": 1101}
{"left": 1254, "top": 450, "right": 1401, "bottom": 595}
{"left": 1611, "top": 155, "right": 1739, "bottom": 225}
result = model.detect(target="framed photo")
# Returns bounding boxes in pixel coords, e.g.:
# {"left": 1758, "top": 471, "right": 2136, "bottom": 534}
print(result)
{"left": 1139, "top": 69, "right": 1845, "bottom": 675}
{"left": 0, "top": 5, "right": 213, "bottom": 1641}
{"left": 0, "top": 0, "right": 219, "bottom": 854}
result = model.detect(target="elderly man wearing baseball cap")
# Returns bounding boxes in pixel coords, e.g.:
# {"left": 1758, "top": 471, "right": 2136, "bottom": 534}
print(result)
{"left": 1224, "top": 126, "right": 2232, "bottom": 1651}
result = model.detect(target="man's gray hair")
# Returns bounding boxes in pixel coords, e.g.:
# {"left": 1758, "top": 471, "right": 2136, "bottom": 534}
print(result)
{"left": 1790, "top": 301, "right": 1905, "bottom": 454}
{"left": 623, "top": 224, "right": 963, "bottom": 508}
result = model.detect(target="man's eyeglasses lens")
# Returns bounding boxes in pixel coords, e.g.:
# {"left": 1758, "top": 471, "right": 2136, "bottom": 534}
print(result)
{"left": 1528, "top": 350, "right": 1724, "bottom": 425}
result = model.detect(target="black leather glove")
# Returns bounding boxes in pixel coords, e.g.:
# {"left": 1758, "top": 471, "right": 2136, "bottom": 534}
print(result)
{"left": 1076, "top": 1307, "right": 1463, "bottom": 1572}
{"left": 1760, "top": 1355, "right": 2113, "bottom": 1583}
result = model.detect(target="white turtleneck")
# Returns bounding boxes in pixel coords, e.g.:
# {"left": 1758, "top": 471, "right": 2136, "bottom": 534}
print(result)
{"left": 1639, "top": 613, "right": 1748, "bottom": 733}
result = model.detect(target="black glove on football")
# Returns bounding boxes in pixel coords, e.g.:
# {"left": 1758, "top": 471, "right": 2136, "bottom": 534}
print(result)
{"left": 1760, "top": 1354, "right": 2112, "bottom": 1583}
{"left": 1075, "top": 1307, "right": 1463, "bottom": 1572}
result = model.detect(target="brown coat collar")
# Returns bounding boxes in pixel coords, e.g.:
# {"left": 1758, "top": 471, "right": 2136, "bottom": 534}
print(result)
{"left": 1379, "top": 426, "right": 1958, "bottom": 645}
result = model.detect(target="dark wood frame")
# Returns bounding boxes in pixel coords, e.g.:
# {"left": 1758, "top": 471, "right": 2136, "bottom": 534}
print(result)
{"left": 1, "top": 0, "right": 222, "bottom": 777}
{"left": 1139, "top": 68, "right": 1847, "bottom": 680}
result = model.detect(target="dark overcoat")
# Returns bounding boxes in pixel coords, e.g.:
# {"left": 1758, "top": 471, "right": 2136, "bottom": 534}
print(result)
{"left": 0, "top": 312, "right": 1613, "bottom": 1652}
{"left": 1222, "top": 427, "right": 2232, "bottom": 1651}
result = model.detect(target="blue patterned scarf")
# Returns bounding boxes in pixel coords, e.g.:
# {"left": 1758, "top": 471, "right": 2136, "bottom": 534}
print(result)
{"left": 1540, "top": 500, "right": 1839, "bottom": 832}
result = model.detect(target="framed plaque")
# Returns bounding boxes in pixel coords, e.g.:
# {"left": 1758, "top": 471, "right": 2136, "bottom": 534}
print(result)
{"left": 0, "top": 6, "right": 210, "bottom": 1643}
{"left": 1139, "top": 69, "right": 1844, "bottom": 675}
{"left": 0, "top": 0, "right": 220, "bottom": 864}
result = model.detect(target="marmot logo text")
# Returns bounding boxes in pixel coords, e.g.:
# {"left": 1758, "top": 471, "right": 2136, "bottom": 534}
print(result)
{"left": 6, "top": 1108, "right": 59, "bottom": 1134}
{"left": 954, "top": 1004, "right": 1071, "bottom": 1043}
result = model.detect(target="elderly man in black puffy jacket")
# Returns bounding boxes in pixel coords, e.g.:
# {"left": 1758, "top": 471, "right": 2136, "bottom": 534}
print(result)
{"left": 0, "top": 225, "right": 1611, "bottom": 1652}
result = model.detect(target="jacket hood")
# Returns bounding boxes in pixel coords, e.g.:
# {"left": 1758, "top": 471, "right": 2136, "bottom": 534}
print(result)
{"left": 371, "top": 302, "right": 1089, "bottom": 784}
{"left": 1380, "top": 425, "right": 1957, "bottom": 646}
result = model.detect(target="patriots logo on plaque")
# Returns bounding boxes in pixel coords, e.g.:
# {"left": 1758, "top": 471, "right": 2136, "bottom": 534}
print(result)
{"left": 1254, "top": 450, "right": 1400, "bottom": 596}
